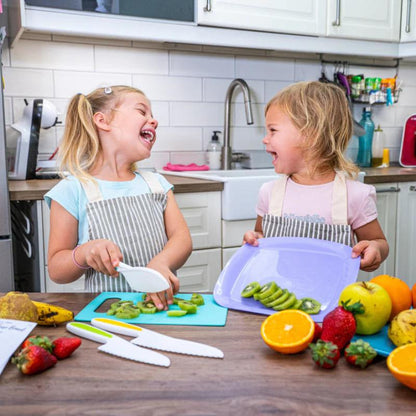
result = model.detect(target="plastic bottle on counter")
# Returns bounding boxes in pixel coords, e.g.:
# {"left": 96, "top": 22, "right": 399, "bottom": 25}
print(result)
{"left": 372, "top": 125, "right": 385, "bottom": 167}
{"left": 206, "top": 130, "right": 222, "bottom": 170}
{"left": 356, "top": 107, "right": 375, "bottom": 168}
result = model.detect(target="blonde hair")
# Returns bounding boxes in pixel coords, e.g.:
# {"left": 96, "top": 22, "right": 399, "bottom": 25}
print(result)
{"left": 58, "top": 85, "right": 146, "bottom": 182}
{"left": 265, "top": 81, "right": 359, "bottom": 178}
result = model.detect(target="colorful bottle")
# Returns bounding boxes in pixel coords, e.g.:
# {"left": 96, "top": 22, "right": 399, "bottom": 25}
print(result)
{"left": 372, "top": 125, "right": 384, "bottom": 167}
{"left": 356, "top": 107, "right": 375, "bottom": 168}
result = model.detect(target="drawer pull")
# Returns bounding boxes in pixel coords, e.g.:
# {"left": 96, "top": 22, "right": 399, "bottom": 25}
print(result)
{"left": 204, "top": 0, "right": 212, "bottom": 12}
{"left": 332, "top": 0, "right": 341, "bottom": 26}
{"left": 376, "top": 188, "right": 400, "bottom": 193}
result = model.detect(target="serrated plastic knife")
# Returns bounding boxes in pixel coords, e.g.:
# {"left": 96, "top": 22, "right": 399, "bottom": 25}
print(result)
{"left": 66, "top": 322, "right": 170, "bottom": 367}
{"left": 91, "top": 318, "right": 224, "bottom": 359}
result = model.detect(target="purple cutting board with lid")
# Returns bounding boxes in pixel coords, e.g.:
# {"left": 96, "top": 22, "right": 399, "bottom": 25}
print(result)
{"left": 213, "top": 237, "right": 360, "bottom": 322}
{"left": 75, "top": 292, "right": 228, "bottom": 326}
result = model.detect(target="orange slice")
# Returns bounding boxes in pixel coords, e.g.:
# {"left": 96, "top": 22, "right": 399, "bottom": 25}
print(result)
{"left": 261, "top": 310, "right": 315, "bottom": 354}
{"left": 387, "top": 344, "right": 416, "bottom": 390}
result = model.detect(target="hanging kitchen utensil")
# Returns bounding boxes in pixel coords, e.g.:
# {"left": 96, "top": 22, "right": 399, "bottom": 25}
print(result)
{"left": 116, "top": 262, "right": 170, "bottom": 293}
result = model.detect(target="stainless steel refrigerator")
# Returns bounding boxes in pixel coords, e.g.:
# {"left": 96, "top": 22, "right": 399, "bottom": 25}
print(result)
{"left": 0, "top": 27, "right": 15, "bottom": 291}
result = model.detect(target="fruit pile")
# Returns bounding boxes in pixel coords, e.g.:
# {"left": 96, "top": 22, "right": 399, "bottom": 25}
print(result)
{"left": 12, "top": 335, "right": 81, "bottom": 375}
{"left": 241, "top": 281, "right": 321, "bottom": 314}
{"left": 106, "top": 293, "right": 206, "bottom": 319}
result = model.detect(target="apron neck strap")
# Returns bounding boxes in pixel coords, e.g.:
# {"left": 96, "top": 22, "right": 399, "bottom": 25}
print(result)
{"left": 268, "top": 172, "right": 348, "bottom": 225}
{"left": 138, "top": 170, "right": 164, "bottom": 193}
{"left": 81, "top": 179, "right": 103, "bottom": 203}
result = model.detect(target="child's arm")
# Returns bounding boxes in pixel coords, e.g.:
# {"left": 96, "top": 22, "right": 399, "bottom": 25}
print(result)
{"left": 243, "top": 215, "right": 264, "bottom": 246}
{"left": 352, "top": 219, "right": 389, "bottom": 272}
{"left": 145, "top": 190, "right": 192, "bottom": 310}
{"left": 47, "top": 200, "right": 122, "bottom": 283}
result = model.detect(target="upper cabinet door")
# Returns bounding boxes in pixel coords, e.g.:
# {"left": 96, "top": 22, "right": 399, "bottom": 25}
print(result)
{"left": 327, "top": 0, "right": 401, "bottom": 42}
{"left": 197, "top": 0, "right": 327, "bottom": 36}
{"left": 401, "top": 0, "right": 416, "bottom": 42}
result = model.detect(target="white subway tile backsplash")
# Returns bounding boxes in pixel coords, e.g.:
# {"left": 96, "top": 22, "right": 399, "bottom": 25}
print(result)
{"left": 294, "top": 59, "right": 321, "bottom": 82}
{"left": 4, "top": 68, "right": 54, "bottom": 97}
{"left": 398, "top": 64, "right": 416, "bottom": 87}
{"left": 11, "top": 40, "right": 94, "bottom": 71}
{"left": 170, "top": 102, "right": 223, "bottom": 127}
{"left": 264, "top": 80, "right": 294, "bottom": 102}
{"left": 133, "top": 75, "right": 201, "bottom": 101}
{"left": 236, "top": 56, "right": 294, "bottom": 81}
{"left": 95, "top": 45, "right": 168, "bottom": 74}
{"left": 233, "top": 103, "right": 264, "bottom": 127}
{"left": 203, "top": 78, "right": 264, "bottom": 103}
{"left": 395, "top": 106, "right": 416, "bottom": 126}
{"left": 396, "top": 85, "right": 416, "bottom": 106}
{"left": 170, "top": 152, "right": 207, "bottom": 165}
{"left": 228, "top": 127, "right": 266, "bottom": 151}
{"left": 153, "top": 127, "right": 203, "bottom": 152}
{"left": 170, "top": 51, "right": 234, "bottom": 78}
{"left": 53, "top": 34, "right": 132, "bottom": 48}
{"left": 54, "top": 71, "right": 131, "bottom": 98}
{"left": 151, "top": 102, "right": 170, "bottom": 126}
{"left": 136, "top": 152, "right": 170, "bottom": 170}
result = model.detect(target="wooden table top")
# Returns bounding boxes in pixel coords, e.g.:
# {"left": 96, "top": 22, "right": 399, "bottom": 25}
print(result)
{"left": 1, "top": 293, "right": 415, "bottom": 416}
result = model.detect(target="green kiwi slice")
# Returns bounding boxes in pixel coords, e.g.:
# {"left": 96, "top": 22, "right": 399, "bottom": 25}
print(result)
{"left": 265, "top": 289, "right": 289, "bottom": 307}
{"left": 173, "top": 296, "right": 185, "bottom": 305}
{"left": 299, "top": 297, "right": 321, "bottom": 314}
{"left": 260, "top": 287, "right": 283, "bottom": 305}
{"left": 241, "top": 281, "right": 262, "bottom": 298}
{"left": 137, "top": 301, "right": 158, "bottom": 314}
{"left": 272, "top": 293, "right": 297, "bottom": 311}
{"left": 288, "top": 299, "right": 303, "bottom": 310}
{"left": 257, "top": 282, "right": 278, "bottom": 300}
{"left": 167, "top": 310, "right": 187, "bottom": 317}
{"left": 178, "top": 300, "right": 197, "bottom": 314}
{"left": 190, "top": 293, "right": 205, "bottom": 306}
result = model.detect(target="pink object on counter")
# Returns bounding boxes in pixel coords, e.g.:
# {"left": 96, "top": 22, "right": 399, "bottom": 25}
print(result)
{"left": 163, "top": 163, "right": 210, "bottom": 172}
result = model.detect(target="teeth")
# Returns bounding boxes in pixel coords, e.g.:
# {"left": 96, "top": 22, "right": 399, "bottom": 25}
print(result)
{"left": 141, "top": 130, "right": 155, "bottom": 143}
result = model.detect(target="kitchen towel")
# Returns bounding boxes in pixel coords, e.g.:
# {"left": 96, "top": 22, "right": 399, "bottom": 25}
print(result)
{"left": 163, "top": 163, "right": 209, "bottom": 172}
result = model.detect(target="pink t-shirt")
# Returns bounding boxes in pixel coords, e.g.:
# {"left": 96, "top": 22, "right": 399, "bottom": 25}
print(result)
{"left": 256, "top": 177, "right": 377, "bottom": 231}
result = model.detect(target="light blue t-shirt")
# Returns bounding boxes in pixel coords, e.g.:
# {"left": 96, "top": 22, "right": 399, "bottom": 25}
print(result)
{"left": 44, "top": 172, "right": 173, "bottom": 245}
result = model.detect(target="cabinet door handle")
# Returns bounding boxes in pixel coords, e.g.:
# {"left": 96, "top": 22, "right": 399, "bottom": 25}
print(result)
{"left": 410, "top": 185, "right": 416, "bottom": 191}
{"left": 376, "top": 188, "right": 400, "bottom": 193}
{"left": 406, "top": 0, "right": 412, "bottom": 33}
{"left": 332, "top": 0, "right": 341, "bottom": 26}
{"left": 204, "top": 0, "right": 212, "bottom": 12}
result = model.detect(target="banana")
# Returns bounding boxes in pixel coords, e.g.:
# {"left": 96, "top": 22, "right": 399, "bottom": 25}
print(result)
{"left": 388, "top": 309, "right": 416, "bottom": 347}
{"left": 32, "top": 301, "right": 74, "bottom": 326}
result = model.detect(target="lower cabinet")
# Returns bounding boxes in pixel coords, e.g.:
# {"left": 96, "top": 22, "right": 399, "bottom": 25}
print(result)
{"left": 41, "top": 191, "right": 222, "bottom": 293}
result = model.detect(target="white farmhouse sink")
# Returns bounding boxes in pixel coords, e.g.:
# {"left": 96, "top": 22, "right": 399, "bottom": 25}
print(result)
{"left": 164, "top": 169, "right": 279, "bottom": 220}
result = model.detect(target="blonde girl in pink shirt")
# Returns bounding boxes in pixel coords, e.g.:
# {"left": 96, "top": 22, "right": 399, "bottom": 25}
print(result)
{"left": 244, "top": 81, "right": 388, "bottom": 272}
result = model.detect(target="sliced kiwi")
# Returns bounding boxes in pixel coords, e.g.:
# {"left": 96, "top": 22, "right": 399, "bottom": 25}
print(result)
{"left": 288, "top": 299, "right": 303, "bottom": 310}
{"left": 265, "top": 289, "right": 289, "bottom": 308}
{"left": 178, "top": 300, "right": 197, "bottom": 314}
{"left": 260, "top": 287, "right": 283, "bottom": 305}
{"left": 137, "top": 301, "right": 158, "bottom": 314}
{"left": 241, "top": 281, "right": 262, "bottom": 298}
{"left": 173, "top": 296, "right": 185, "bottom": 305}
{"left": 299, "top": 297, "right": 321, "bottom": 314}
{"left": 167, "top": 310, "right": 187, "bottom": 317}
{"left": 257, "top": 282, "right": 278, "bottom": 300}
{"left": 272, "top": 293, "right": 297, "bottom": 311}
{"left": 190, "top": 293, "right": 205, "bottom": 306}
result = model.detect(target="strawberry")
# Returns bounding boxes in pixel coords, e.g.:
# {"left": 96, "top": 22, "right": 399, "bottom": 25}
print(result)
{"left": 12, "top": 345, "right": 57, "bottom": 375}
{"left": 52, "top": 337, "right": 82, "bottom": 359}
{"left": 21, "top": 335, "right": 53, "bottom": 353}
{"left": 309, "top": 340, "right": 340, "bottom": 369}
{"left": 344, "top": 340, "right": 377, "bottom": 369}
{"left": 320, "top": 300, "right": 364, "bottom": 350}
{"left": 312, "top": 322, "right": 322, "bottom": 342}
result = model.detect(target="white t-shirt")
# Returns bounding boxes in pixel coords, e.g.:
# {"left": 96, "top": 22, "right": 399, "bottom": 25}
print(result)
{"left": 44, "top": 172, "right": 173, "bottom": 245}
{"left": 256, "top": 177, "right": 377, "bottom": 231}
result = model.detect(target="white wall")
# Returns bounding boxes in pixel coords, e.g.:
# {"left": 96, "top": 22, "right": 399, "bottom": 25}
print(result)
{"left": 4, "top": 33, "right": 416, "bottom": 169}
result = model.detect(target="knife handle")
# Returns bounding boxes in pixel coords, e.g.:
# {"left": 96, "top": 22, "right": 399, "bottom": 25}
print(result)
{"left": 92, "top": 318, "right": 143, "bottom": 337}
{"left": 67, "top": 322, "right": 116, "bottom": 344}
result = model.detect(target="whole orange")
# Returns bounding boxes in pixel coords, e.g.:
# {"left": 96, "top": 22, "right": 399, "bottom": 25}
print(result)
{"left": 370, "top": 275, "right": 412, "bottom": 321}
{"left": 412, "top": 283, "right": 416, "bottom": 309}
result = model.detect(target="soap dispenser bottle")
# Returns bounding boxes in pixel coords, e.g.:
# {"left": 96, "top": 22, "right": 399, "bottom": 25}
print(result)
{"left": 206, "top": 130, "right": 222, "bottom": 170}
{"left": 356, "top": 107, "right": 375, "bottom": 168}
{"left": 372, "top": 125, "right": 385, "bottom": 167}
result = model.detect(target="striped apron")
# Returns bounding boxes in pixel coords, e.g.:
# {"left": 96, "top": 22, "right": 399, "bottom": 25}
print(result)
{"left": 262, "top": 172, "right": 352, "bottom": 246}
{"left": 80, "top": 171, "right": 168, "bottom": 292}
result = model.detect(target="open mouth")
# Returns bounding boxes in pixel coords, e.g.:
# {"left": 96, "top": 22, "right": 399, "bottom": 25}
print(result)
{"left": 140, "top": 129, "right": 156, "bottom": 144}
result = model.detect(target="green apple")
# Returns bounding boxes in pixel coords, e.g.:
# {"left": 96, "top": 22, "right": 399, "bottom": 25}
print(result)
{"left": 339, "top": 281, "right": 392, "bottom": 335}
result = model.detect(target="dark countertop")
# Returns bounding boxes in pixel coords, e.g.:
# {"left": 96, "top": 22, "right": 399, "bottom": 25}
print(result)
{"left": 8, "top": 167, "right": 416, "bottom": 201}
{"left": 1, "top": 292, "right": 415, "bottom": 416}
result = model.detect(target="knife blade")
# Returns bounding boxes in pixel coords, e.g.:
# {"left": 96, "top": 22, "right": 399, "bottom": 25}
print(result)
{"left": 91, "top": 317, "right": 224, "bottom": 359}
{"left": 66, "top": 322, "right": 170, "bottom": 367}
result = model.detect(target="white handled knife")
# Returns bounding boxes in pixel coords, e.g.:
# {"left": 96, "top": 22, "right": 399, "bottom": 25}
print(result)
{"left": 66, "top": 322, "right": 170, "bottom": 367}
{"left": 91, "top": 318, "right": 224, "bottom": 359}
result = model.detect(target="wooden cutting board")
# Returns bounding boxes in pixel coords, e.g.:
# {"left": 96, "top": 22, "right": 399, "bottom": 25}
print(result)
{"left": 74, "top": 292, "right": 228, "bottom": 326}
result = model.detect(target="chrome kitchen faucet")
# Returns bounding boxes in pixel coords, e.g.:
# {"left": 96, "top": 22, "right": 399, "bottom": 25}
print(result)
{"left": 222, "top": 79, "right": 254, "bottom": 170}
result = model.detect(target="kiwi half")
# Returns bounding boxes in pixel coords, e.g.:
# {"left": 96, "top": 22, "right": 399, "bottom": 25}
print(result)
{"left": 137, "top": 301, "right": 158, "bottom": 314}
{"left": 299, "top": 297, "right": 321, "bottom": 314}
{"left": 178, "top": 300, "right": 197, "bottom": 314}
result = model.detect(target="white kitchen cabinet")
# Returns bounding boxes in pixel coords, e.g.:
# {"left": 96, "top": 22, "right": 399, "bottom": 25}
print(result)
{"left": 41, "top": 191, "right": 222, "bottom": 293}
{"left": 401, "top": 0, "right": 416, "bottom": 42}
{"left": 197, "top": 0, "right": 326, "bottom": 36}
{"left": 395, "top": 182, "right": 416, "bottom": 288}
{"left": 327, "top": 0, "right": 401, "bottom": 42}
{"left": 357, "top": 183, "right": 399, "bottom": 282}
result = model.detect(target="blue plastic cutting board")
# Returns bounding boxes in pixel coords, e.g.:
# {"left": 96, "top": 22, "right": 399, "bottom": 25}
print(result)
{"left": 352, "top": 325, "right": 395, "bottom": 357}
{"left": 75, "top": 292, "right": 228, "bottom": 326}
